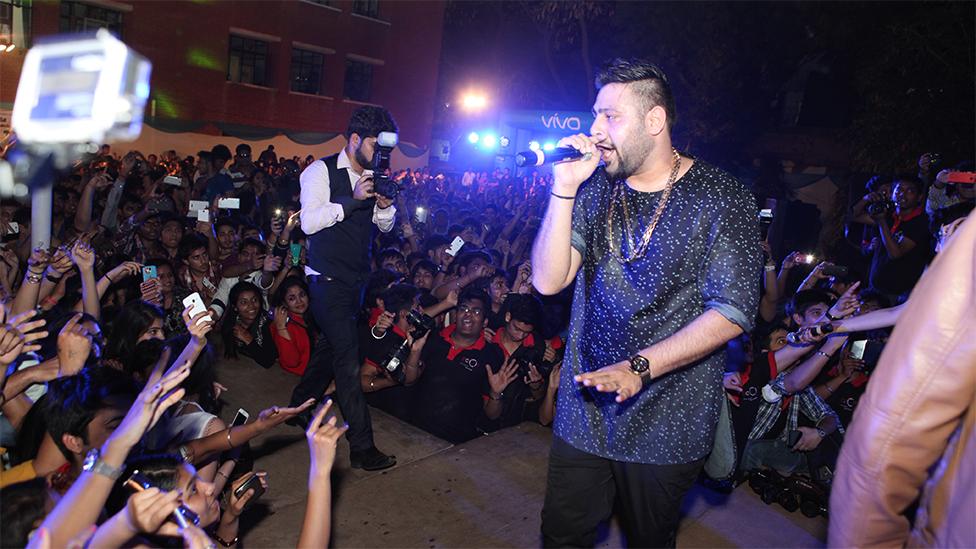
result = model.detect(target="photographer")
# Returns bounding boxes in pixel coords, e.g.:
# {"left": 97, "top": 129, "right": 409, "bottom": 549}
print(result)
{"left": 291, "top": 105, "right": 398, "bottom": 471}
{"left": 402, "top": 288, "right": 509, "bottom": 444}
{"left": 863, "top": 176, "right": 932, "bottom": 302}
{"left": 358, "top": 284, "right": 422, "bottom": 421}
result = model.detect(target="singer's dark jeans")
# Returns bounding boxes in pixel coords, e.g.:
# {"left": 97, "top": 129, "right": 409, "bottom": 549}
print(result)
{"left": 289, "top": 278, "right": 374, "bottom": 453}
{"left": 541, "top": 436, "right": 704, "bottom": 548}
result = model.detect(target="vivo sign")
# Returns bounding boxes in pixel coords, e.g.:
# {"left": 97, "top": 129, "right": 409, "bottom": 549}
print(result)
{"left": 540, "top": 113, "right": 583, "bottom": 131}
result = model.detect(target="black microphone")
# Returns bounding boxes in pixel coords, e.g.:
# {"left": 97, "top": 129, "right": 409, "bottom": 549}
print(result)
{"left": 786, "top": 323, "right": 835, "bottom": 345}
{"left": 515, "top": 147, "right": 591, "bottom": 167}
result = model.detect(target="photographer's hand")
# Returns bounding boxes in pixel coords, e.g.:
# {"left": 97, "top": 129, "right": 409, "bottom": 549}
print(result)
{"left": 352, "top": 174, "right": 375, "bottom": 201}
{"left": 376, "top": 194, "right": 394, "bottom": 210}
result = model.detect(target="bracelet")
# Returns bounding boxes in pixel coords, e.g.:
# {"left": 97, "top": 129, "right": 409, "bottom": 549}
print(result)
{"left": 226, "top": 427, "right": 234, "bottom": 450}
{"left": 215, "top": 470, "right": 229, "bottom": 480}
{"left": 24, "top": 272, "right": 42, "bottom": 285}
{"left": 764, "top": 264, "right": 777, "bottom": 272}
{"left": 488, "top": 391, "right": 504, "bottom": 401}
{"left": 105, "top": 274, "right": 114, "bottom": 284}
{"left": 370, "top": 325, "right": 386, "bottom": 340}
{"left": 826, "top": 310, "right": 841, "bottom": 321}
{"left": 212, "top": 533, "right": 239, "bottom": 547}
{"left": 45, "top": 272, "right": 63, "bottom": 282}
{"left": 550, "top": 191, "right": 576, "bottom": 200}
{"left": 816, "top": 350, "right": 831, "bottom": 359}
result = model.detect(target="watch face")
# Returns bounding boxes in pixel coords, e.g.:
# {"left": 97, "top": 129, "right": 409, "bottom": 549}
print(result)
{"left": 630, "top": 355, "right": 650, "bottom": 373}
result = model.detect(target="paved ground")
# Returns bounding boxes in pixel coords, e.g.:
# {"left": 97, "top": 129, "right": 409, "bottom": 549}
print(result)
{"left": 215, "top": 357, "right": 827, "bottom": 548}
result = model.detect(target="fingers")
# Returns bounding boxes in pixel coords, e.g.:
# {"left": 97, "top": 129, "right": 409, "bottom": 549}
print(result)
{"left": 307, "top": 398, "right": 333, "bottom": 434}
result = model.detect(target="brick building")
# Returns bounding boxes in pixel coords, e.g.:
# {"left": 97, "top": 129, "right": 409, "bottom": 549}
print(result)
{"left": 0, "top": 0, "right": 446, "bottom": 154}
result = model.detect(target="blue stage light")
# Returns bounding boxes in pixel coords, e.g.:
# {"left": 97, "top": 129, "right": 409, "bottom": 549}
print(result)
{"left": 499, "top": 136, "right": 510, "bottom": 148}
{"left": 481, "top": 134, "right": 497, "bottom": 149}
{"left": 468, "top": 132, "right": 480, "bottom": 144}
{"left": 528, "top": 141, "right": 540, "bottom": 151}
{"left": 542, "top": 142, "right": 556, "bottom": 152}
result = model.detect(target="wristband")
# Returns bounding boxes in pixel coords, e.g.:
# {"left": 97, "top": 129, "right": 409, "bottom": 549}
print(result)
{"left": 764, "top": 265, "right": 777, "bottom": 272}
{"left": 816, "top": 350, "right": 831, "bottom": 359}
{"left": 826, "top": 310, "right": 841, "bottom": 321}
{"left": 550, "top": 191, "right": 576, "bottom": 200}
{"left": 370, "top": 326, "right": 386, "bottom": 340}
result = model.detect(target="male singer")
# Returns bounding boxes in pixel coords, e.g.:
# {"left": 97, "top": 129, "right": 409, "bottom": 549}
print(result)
{"left": 291, "top": 106, "right": 398, "bottom": 471}
{"left": 532, "top": 58, "right": 761, "bottom": 546}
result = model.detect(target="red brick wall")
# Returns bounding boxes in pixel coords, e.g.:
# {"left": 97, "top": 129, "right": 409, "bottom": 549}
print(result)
{"left": 0, "top": 0, "right": 445, "bottom": 147}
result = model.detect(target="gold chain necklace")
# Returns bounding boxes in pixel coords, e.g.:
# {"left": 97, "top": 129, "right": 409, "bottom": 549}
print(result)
{"left": 607, "top": 148, "right": 681, "bottom": 263}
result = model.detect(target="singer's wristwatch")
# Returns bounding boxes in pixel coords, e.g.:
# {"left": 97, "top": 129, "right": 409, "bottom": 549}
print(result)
{"left": 627, "top": 354, "right": 651, "bottom": 379}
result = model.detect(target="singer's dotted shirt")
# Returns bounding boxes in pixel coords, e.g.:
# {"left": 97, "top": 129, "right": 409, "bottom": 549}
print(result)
{"left": 553, "top": 160, "right": 762, "bottom": 464}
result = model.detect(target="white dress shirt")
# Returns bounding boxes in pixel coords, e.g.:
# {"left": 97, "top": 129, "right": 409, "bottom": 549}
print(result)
{"left": 300, "top": 148, "right": 396, "bottom": 275}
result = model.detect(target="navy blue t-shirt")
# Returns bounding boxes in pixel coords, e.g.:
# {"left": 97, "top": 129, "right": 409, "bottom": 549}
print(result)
{"left": 553, "top": 160, "right": 761, "bottom": 464}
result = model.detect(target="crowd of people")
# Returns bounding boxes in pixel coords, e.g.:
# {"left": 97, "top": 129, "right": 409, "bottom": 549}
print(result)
{"left": 0, "top": 121, "right": 972, "bottom": 548}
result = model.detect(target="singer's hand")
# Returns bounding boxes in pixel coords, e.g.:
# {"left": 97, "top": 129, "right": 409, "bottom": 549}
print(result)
{"left": 553, "top": 134, "right": 600, "bottom": 195}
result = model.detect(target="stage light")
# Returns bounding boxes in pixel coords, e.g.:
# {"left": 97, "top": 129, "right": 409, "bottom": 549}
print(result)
{"left": 528, "top": 141, "right": 540, "bottom": 151}
{"left": 542, "top": 142, "right": 556, "bottom": 152}
{"left": 467, "top": 132, "right": 480, "bottom": 144}
{"left": 460, "top": 92, "right": 488, "bottom": 112}
{"left": 499, "top": 136, "right": 510, "bottom": 148}
{"left": 481, "top": 134, "right": 497, "bottom": 149}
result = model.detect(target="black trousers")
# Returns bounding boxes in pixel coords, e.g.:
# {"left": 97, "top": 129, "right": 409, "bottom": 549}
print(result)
{"left": 289, "top": 278, "right": 374, "bottom": 453}
{"left": 541, "top": 436, "right": 704, "bottom": 548}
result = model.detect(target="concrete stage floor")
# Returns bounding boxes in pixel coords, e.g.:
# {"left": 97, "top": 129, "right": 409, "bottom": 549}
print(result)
{"left": 216, "top": 358, "right": 827, "bottom": 548}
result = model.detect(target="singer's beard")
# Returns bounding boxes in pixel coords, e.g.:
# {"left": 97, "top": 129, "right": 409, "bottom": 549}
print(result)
{"left": 604, "top": 132, "right": 653, "bottom": 182}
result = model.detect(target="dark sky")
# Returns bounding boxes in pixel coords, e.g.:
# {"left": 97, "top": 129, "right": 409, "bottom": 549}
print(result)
{"left": 434, "top": 1, "right": 975, "bottom": 170}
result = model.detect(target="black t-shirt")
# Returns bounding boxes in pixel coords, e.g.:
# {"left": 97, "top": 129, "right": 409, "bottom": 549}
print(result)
{"left": 869, "top": 210, "right": 932, "bottom": 295}
{"left": 412, "top": 326, "right": 505, "bottom": 443}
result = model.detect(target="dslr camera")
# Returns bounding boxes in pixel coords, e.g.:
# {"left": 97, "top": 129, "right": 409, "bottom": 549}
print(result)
{"left": 866, "top": 199, "right": 895, "bottom": 216}
{"left": 371, "top": 131, "right": 400, "bottom": 199}
{"left": 379, "top": 310, "right": 436, "bottom": 382}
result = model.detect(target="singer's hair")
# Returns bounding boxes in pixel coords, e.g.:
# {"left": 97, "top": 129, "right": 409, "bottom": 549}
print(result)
{"left": 346, "top": 106, "right": 399, "bottom": 140}
{"left": 595, "top": 58, "right": 676, "bottom": 130}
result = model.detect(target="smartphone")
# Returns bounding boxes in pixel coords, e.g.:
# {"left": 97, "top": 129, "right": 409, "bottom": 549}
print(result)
{"left": 197, "top": 208, "right": 210, "bottom": 223}
{"left": 861, "top": 341, "right": 885, "bottom": 371}
{"left": 290, "top": 243, "right": 302, "bottom": 266}
{"left": 415, "top": 206, "right": 428, "bottom": 224}
{"left": 802, "top": 254, "right": 816, "bottom": 264}
{"left": 1, "top": 222, "right": 18, "bottom": 243}
{"left": 850, "top": 340, "right": 867, "bottom": 360}
{"left": 182, "top": 292, "right": 212, "bottom": 324}
{"left": 446, "top": 236, "right": 465, "bottom": 257}
{"left": 126, "top": 471, "right": 200, "bottom": 528}
{"left": 217, "top": 198, "right": 240, "bottom": 209}
{"left": 188, "top": 200, "right": 208, "bottom": 212}
{"left": 232, "top": 472, "right": 266, "bottom": 505}
{"left": 231, "top": 408, "right": 249, "bottom": 427}
{"left": 142, "top": 265, "right": 158, "bottom": 282}
{"left": 163, "top": 175, "right": 182, "bottom": 186}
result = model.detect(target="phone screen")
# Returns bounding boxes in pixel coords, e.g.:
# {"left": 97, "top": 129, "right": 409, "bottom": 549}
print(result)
{"left": 142, "top": 265, "right": 158, "bottom": 282}
{"left": 850, "top": 340, "right": 867, "bottom": 360}
{"left": 231, "top": 408, "right": 249, "bottom": 427}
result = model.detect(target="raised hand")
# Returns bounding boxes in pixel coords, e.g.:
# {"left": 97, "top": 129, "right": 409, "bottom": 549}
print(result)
{"left": 306, "top": 399, "right": 349, "bottom": 478}
{"left": 1, "top": 310, "right": 48, "bottom": 365}
{"left": 828, "top": 281, "right": 861, "bottom": 320}
{"left": 48, "top": 249, "right": 73, "bottom": 276}
{"left": 274, "top": 306, "right": 290, "bottom": 332}
{"left": 107, "top": 261, "right": 141, "bottom": 283}
{"left": 123, "top": 487, "right": 181, "bottom": 535}
{"left": 524, "top": 363, "right": 544, "bottom": 387}
{"left": 140, "top": 278, "right": 162, "bottom": 305}
{"left": 57, "top": 313, "right": 91, "bottom": 377}
{"left": 69, "top": 241, "right": 96, "bottom": 272}
{"left": 109, "top": 349, "right": 190, "bottom": 450}
{"left": 374, "top": 311, "right": 395, "bottom": 335}
{"left": 486, "top": 356, "right": 518, "bottom": 397}
{"left": 262, "top": 254, "right": 282, "bottom": 273}
{"left": 227, "top": 471, "right": 268, "bottom": 517}
{"left": 255, "top": 398, "right": 316, "bottom": 432}
{"left": 182, "top": 307, "right": 214, "bottom": 342}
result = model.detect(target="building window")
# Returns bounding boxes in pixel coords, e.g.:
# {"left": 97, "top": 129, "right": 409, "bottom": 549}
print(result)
{"left": 290, "top": 48, "right": 324, "bottom": 95}
{"left": 352, "top": 0, "right": 379, "bottom": 18}
{"left": 228, "top": 35, "right": 271, "bottom": 87}
{"left": 343, "top": 59, "right": 373, "bottom": 102}
{"left": 1, "top": 0, "right": 31, "bottom": 49}
{"left": 59, "top": 1, "right": 122, "bottom": 38}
